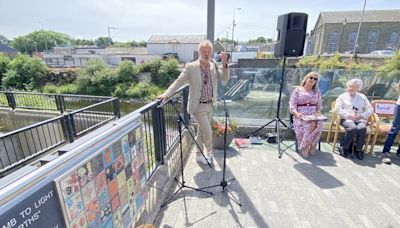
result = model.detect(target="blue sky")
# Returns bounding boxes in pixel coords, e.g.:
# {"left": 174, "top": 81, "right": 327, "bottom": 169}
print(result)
{"left": 0, "top": 0, "right": 399, "bottom": 42}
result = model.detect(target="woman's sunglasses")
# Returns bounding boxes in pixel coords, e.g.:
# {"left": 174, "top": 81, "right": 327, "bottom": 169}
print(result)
{"left": 309, "top": 77, "right": 318, "bottom": 81}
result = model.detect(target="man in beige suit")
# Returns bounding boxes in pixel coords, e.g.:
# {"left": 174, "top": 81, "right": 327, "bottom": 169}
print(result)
{"left": 157, "top": 40, "right": 230, "bottom": 164}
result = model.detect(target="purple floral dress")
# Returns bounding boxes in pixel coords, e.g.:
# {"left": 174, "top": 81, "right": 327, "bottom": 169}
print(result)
{"left": 289, "top": 87, "right": 323, "bottom": 150}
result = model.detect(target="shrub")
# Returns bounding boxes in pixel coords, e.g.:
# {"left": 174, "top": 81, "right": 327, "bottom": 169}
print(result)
{"left": 116, "top": 60, "right": 139, "bottom": 84}
{"left": 2, "top": 54, "right": 48, "bottom": 90}
{"left": 41, "top": 84, "right": 79, "bottom": 94}
{"left": 125, "top": 82, "right": 163, "bottom": 101}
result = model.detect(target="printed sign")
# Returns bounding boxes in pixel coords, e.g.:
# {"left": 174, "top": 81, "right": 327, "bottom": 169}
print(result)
{"left": 55, "top": 123, "right": 147, "bottom": 228}
{"left": 0, "top": 183, "right": 65, "bottom": 228}
{"left": 375, "top": 103, "right": 396, "bottom": 115}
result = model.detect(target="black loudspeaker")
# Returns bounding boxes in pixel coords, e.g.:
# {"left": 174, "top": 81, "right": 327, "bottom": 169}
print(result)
{"left": 274, "top": 12, "right": 308, "bottom": 57}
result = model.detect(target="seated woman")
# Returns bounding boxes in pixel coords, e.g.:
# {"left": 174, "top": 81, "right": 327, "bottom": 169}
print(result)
{"left": 335, "top": 79, "right": 372, "bottom": 160}
{"left": 289, "top": 72, "right": 323, "bottom": 157}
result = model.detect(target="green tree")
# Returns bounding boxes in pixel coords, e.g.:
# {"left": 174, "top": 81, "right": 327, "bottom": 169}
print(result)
{"left": 248, "top": 36, "right": 266, "bottom": 43}
{"left": 157, "top": 59, "right": 180, "bottom": 87}
{"left": 218, "top": 38, "right": 235, "bottom": 44}
{"left": 2, "top": 54, "right": 48, "bottom": 90}
{"left": 137, "top": 41, "right": 147, "bottom": 47}
{"left": 0, "top": 53, "right": 10, "bottom": 83}
{"left": 0, "top": 34, "right": 9, "bottom": 44}
{"left": 72, "top": 38, "right": 94, "bottom": 46}
{"left": 11, "top": 30, "right": 71, "bottom": 54}
{"left": 377, "top": 51, "right": 400, "bottom": 78}
{"left": 140, "top": 59, "right": 162, "bottom": 83}
{"left": 95, "top": 37, "right": 112, "bottom": 48}
{"left": 116, "top": 60, "right": 139, "bottom": 84}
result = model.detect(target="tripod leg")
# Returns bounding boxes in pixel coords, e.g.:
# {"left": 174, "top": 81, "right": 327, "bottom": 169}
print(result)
{"left": 225, "top": 187, "right": 242, "bottom": 207}
{"left": 279, "top": 118, "right": 288, "bottom": 128}
{"left": 249, "top": 118, "right": 276, "bottom": 136}
{"left": 161, "top": 183, "right": 183, "bottom": 207}
{"left": 182, "top": 185, "right": 213, "bottom": 194}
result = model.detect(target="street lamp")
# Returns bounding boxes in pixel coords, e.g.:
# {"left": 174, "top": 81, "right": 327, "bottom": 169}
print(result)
{"left": 339, "top": 18, "right": 347, "bottom": 53}
{"left": 231, "top": 7, "right": 241, "bottom": 61}
{"left": 353, "top": 0, "right": 367, "bottom": 58}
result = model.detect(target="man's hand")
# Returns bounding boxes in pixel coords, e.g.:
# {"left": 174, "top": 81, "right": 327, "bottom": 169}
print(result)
{"left": 156, "top": 95, "right": 168, "bottom": 102}
{"left": 219, "top": 52, "right": 228, "bottom": 65}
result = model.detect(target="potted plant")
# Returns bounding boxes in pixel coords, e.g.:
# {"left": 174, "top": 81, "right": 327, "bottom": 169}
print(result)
{"left": 211, "top": 118, "right": 238, "bottom": 149}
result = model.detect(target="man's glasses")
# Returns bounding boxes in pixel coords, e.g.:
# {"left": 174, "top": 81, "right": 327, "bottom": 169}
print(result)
{"left": 309, "top": 77, "right": 318, "bottom": 81}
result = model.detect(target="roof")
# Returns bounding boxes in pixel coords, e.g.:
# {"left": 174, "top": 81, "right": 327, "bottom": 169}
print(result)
{"left": 148, "top": 35, "right": 206, "bottom": 44}
{"left": 0, "top": 43, "right": 17, "bottom": 53}
{"left": 319, "top": 9, "right": 400, "bottom": 24}
{"left": 104, "top": 47, "right": 148, "bottom": 55}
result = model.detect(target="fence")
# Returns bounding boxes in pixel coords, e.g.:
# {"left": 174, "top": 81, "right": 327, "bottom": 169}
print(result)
{"left": 136, "top": 85, "right": 189, "bottom": 179}
{"left": 0, "top": 91, "right": 112, "bottom": 113}
{"left": 0, "top": 97, "right": 120, "bottom": 174}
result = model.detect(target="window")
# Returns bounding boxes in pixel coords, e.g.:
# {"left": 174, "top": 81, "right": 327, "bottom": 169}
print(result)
{"left": 386, "top": 32, "right": 398, "bottom": 50}
{"left": 346, "top": 32, "right": 357, "bottom": 52}
{"left": 367, "top": 31, "right": 379, "bottom": 53}
{"left": 327, "top": 32, "right": 339, "bottom": 53}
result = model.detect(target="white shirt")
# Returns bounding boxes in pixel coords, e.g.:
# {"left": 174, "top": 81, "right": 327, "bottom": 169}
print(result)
{"left": 335, "top": 92, "right": 372, "bottom": 121}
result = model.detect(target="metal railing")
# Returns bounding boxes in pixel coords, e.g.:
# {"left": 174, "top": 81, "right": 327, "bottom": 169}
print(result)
{"left": 0, "top": 91, "right": 112, "bottom": 113}
{"left": 133, "top": 85, "right": 189, "bottom": 179}
{"left": 0, "top": 97, "right": 120, "bottom": 174}
{"left": 0, "top": 116, "right": 67, "bottom": 173}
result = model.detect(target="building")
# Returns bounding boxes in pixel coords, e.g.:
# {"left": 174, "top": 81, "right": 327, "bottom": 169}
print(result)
{"left": 0, "top": 43, "right": 17, "bottom": 57}
{"left": 42, "top": 46, "right": 159, "bottom": 68}
{"left": 147, "top": 35, "right": 206, "bottom": 63}
{"left": 310, "top": 9, "right": 400, "bottom": 55}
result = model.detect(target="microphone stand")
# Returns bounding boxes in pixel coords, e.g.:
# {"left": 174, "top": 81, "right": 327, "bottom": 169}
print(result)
{"left": 200, "top": 61, "right": 242, "bottom": 207}
{"left": 160, "top": 98, "right": 213, "bottom": 208}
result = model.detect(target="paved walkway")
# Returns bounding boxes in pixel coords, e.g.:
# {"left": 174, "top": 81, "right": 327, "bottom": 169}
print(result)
{"left": 155, "top": 140, "right": 400, "bottom": 228}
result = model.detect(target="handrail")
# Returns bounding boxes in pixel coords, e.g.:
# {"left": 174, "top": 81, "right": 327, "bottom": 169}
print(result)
{"left": 68, "top": 97, "right": 117, "bottom": 114}
{"left": 0, "top": 116, "right": 65, "bottom": 139}
{"left": 0, "top": 91, "right": 113, "bottom": 100}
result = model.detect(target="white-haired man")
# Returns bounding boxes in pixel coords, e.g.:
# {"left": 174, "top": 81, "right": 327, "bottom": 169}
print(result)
{"left": 335, "top": 79, "right": 372, "bottom": 159}
{"left": 157, "top": 40, "right": 230, "bottom": 164}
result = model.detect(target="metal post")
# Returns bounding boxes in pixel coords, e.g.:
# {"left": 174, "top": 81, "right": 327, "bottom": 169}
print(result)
{"left": 152, "top": 105, "right": 165, "bottom": 164}
{"left": 5, "top": 92, "right": 16, "bottom": 110}
{"left": 69, "top": 113, "right": 77, "bottom": 137}
{"left": 353, "top": 0, "right": 367, "bottom": 58}
{"left": 62, "top": 114, "right": 74, "bottom": 143}
{"left": 182, "top": 87, "right": 190, "bottom": 127}
{"left": 207, "top": 0, "right": 215, "bottom": 43}
{"left": 55, "top": 95, "right": 64, "bottom": 114}
{"left": 112, "top": 99, "right": 121, "bottom": 118}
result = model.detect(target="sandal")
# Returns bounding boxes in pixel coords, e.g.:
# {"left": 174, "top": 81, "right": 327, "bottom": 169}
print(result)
{"left": 310, "top": 144, "right": 317, "bottom": 155}
{"left": 302, "top": 145, "right": 310, "bottom": 158}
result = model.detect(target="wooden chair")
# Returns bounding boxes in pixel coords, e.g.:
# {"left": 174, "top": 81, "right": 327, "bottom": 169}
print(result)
{"left": 368, "top": 100, "right": 398, "bottom": 153}
{"left": 325, "top": 100, "right": 346, "bottom": 152}
{"left": 326, "top": 100, "right": 379, "bottom": 153}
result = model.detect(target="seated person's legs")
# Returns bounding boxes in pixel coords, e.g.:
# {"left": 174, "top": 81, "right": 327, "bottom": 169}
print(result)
{"left": 355, "top": 121, "right": 367, "bottom": 160}
{"left": 340, "top": 120, "right": 358, "bottom": 155}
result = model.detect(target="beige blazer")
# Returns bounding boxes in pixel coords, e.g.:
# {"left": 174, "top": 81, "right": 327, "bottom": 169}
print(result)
{"left": 163, "top": 60, "right": 230, "bottom": 115}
